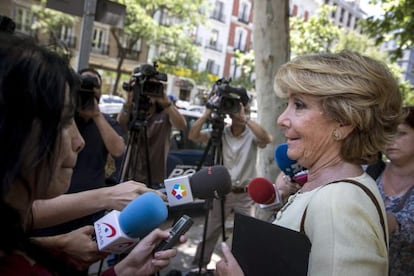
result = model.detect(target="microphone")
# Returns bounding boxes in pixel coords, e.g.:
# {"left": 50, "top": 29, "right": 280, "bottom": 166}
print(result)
{"left": 247, "top": 177, "right": 282, "bottom": 210}
{"left": 94, "top": 192, "right": 168, "bottom": 254}
{"left": 164, "top": 165, "right": 232, "bottom": 207}
{"left": 274, "top": 143, "right": 308, "bottom": 185}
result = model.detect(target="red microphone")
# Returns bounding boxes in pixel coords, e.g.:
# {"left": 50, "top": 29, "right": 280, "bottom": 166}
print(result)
{"left": 247, "top": 177, "right": 282, "bottom": 209}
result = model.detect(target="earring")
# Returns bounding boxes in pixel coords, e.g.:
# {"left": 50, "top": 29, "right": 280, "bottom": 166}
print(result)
{"left": 332, "top": 129, "right": 342, "bottom": 141}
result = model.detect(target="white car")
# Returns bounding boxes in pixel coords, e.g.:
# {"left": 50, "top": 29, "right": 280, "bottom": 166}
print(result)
{"left": 99, "top": 95, "right": 125, "bottom": 115}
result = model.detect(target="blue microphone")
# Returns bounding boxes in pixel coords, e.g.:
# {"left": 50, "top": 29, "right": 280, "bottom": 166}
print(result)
{"left": 94, "top": 192, "right": 168, "bottom": 253}
{"left": 274, "top": 143, "right": 307, "bottom": 185}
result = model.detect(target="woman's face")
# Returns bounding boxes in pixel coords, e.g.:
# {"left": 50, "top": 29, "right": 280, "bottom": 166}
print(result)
{"left": 385, "top": 123, "right": 414, "bottom": 165}
{"left": 277, "top": 93, "right": 340, "bottom": 169}
{"left": 47, "top": 87, "right": 85, "bottom": 198}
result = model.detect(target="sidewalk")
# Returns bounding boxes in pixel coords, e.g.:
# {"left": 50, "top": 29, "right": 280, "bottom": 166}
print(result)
{"left": 159, "top": 206, "right": 235, "bottom": 276}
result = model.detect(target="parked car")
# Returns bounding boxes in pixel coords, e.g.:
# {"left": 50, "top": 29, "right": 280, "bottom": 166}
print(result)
{"left": 167, "top": 109, "right": 212, "bottom": 178}
{"left": 99, "top": 95, "right": 125, "bottom": 115}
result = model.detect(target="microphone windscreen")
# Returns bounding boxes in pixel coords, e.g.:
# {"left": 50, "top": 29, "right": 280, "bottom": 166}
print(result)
{"left": 274, "top": 143, "right": 304, "bottom": 177}
{"left": 119, "top": 192, "right": 168, "bottom": 239}
{"left": 190, "top": 165, "right": 232, "bottom": 199}
{"left": 247, "top": 177, "right": 276, "bottom": 204}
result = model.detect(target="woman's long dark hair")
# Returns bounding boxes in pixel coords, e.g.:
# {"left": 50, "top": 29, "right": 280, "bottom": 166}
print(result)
{"left": 0, "top": 33, "right": 78, "bottom": 257}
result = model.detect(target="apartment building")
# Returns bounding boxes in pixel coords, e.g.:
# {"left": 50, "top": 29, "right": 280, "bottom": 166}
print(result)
{"left": 3, "top": 0, "right": 394, "bottom": 98}
{"left": 0, "top": 0, "right": 150, "bottom": 94}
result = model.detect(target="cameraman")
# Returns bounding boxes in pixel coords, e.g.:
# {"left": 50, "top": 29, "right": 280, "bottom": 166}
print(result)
{"left": 34, "top": 68, "right": 126, "bottom": 276}
{"left": 117, "top": 71, "right": 186, "bottom": 188}
{"left": 188, "top": 91, "right": 273, "bottom": 271}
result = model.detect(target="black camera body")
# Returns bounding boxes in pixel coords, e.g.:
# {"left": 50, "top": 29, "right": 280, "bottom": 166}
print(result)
{"left": 123, "top": 63, "right": 167, "bottom": 98}
{"left": 122, "top": 63, "right": 168, "bottom": 127}
{"left": 207, "top": 78, "right": 249, "bottom": 114}
{"left": 78, "top": 75, "right": 99, "bottom": 109}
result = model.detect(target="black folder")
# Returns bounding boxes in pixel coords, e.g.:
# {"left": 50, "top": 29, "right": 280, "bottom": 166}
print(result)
{"left": 231, "top": 212, "right": 311, "bottom": 276}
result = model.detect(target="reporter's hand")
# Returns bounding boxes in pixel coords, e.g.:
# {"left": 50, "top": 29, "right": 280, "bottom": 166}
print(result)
{"left": 32, "top": 226, "right": 107, "bottom": 271}
{"left": 275, "top": 172, "right": 301, "bottom": 202}
{"left": 113, "top": 228, "right": 187, "bottom": 276}
{"left": 216, "top": 242, "right": 244, "bottom": 276}
{"left": 104, "top": 181, "right": 167, "bottom": 211}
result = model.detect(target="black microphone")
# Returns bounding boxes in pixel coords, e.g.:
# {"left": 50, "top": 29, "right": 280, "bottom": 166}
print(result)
{"left": 164, "top": 165, "right": 231, "bottom": 206}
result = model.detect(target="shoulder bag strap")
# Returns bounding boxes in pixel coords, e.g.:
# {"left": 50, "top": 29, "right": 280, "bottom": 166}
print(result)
{"left": 300, "top": 179, "right": 387, "bottom": 247}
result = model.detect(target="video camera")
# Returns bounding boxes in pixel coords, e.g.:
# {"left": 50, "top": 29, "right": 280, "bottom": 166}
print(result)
{"left": 206, "top": 78, "right": 249, "bottom": 114}
{"left": 122, "top": 63, "right": 168, "bottom": 126}
{"left": 78, "top": 75, "right": 100, "bottom": 110}
{"left": 122, "top": 63, "right": 167, "bottom": 98}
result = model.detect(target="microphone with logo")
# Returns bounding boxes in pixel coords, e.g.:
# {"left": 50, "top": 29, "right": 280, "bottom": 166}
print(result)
{"left": 247, "top": 177, "right": 283, "bottom": 210}
{"left": 94, "top": 192, "right": 168, "bottom": 254}
{"left": 274, "top": 143, "right": 308, "bottom": 185}
{"left": 164, "top": 165, "right": 232, "bottom": 207}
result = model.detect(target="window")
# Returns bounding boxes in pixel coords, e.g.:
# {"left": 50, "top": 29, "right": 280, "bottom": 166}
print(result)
{"left": 339, "top": 8, "right": 345, "bottom": 23}
{"left": 211, "top": 1, "right": 225, "bottom": 22}
{"left": 230, "top": 57, "right": 242, "bottom": 79}
{"left": 292, "top": 5, "right": 298, "bottom": 17}
{"left": 347, "top": 14, "right": 353, "bottom": 28}
{"left": 159, "top": 9, "right": 173, "bottom": 26}
{"left": 209, "top": 29, "right": 219, "bottom": 47}
{"left": 14, "top": 6, "right": 32, "bottom": 34}
{"left": 206, "top": 59, "right": 219, "bottom": 75}
{"left": 238, "top": 1, "right": 251, "bottom": 23}
{"left": 234, "top": 27, "right": 246, "bottom": 52}
{"left": 60, "top": 25, "right": 76, "bottom": 48}
{"left": 91, "top": 26, "right": 109, "bottom": 54}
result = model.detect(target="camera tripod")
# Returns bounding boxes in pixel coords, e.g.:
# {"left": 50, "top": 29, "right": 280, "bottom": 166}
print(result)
{"left": 195, "top": 113, "right": 228, "bottom": 274}
{"left": 118, "top": 115, "right": 152, "bottom": 186}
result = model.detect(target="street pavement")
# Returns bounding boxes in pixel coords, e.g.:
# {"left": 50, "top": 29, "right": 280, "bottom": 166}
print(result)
{"left": 159, "top": 204, "right": 235, "bottom": 276}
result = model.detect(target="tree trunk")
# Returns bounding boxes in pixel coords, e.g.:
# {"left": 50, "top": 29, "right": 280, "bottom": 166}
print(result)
{"left": 253, "top": 0, "right": 290, "bottom": 182}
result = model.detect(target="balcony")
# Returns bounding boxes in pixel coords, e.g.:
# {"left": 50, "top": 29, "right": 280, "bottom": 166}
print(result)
{"left": 124, "top": 48, "right": 141, "bottom": 60}
{"left": 233, "top": 44, "right": 247, "bottom": 53}
{"left": 205, "top": 42, "right": 223, "bottom": 52}
{"left": 91, "top": 43, "right": 110, "bottom": 55}
{"left": 237, "top": 15, "right": 250, "bottom": 24}
{"left": 210, "top": 12, "right": 226, "bottom": 23}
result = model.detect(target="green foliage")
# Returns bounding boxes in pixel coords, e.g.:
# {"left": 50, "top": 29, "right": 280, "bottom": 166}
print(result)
{"left": 158, "top": 63, "right": 217, "bottom": 87}
{"left": 31, "top": 0, "right": 76, "bottom": 61}
{"left": 115, "top": 0, "right": 207, "bottom": 68}
{"left": 290, "top": 5, "right": 341, "bottom": 56}
{"left": 400, "top": 82, "right": 414, "bottom": 106}
{"left": 231, "top": 49, "right": 255, "bottom": 91}
{"left": 289, "top": 4, "right": 413, "bottom": 104}
{"left": 360, "top": 0, "right": 414, "bottom": 61}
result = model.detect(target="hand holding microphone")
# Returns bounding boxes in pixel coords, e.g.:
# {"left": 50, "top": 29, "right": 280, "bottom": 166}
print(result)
{"left": 113, "top": 228, "right": 187, "bottom": 276}
{"left": 247, "top": 177, "right": 283, "bottom": 210}
{"left": 247, "top": 143, "right": 308, "bottom": 209}
{"left": 274, "top": 143, "right": 308, "bottom": 185}
{"left": 164, "top": 165, "right": 232, "bottom": 207}
{"left": 94, "top": 192, "right": 168, "bottom": 254}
